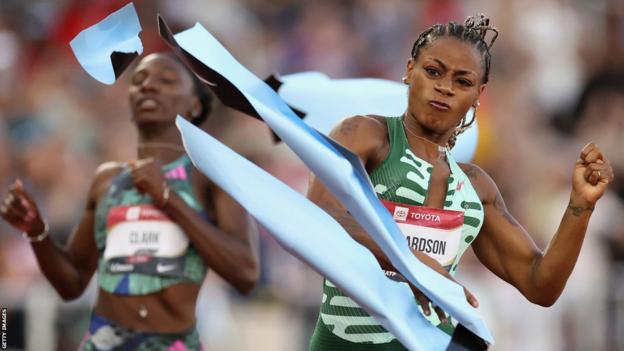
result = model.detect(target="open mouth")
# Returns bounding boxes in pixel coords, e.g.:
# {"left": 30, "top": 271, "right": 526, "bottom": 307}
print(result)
{"left": 428, "top": 100, "right": 450, "bottom": 111}
{"left": 136, "top": 98, "right": 159, "bottom": 112}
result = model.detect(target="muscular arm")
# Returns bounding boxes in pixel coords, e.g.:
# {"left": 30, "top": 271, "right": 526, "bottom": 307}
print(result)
{"left": 464, "top": 163, "right": 594, "bottom": 306}
{"left": 160, "top": 172, "right": 259, "bottom": 294}
{"left": 307, "top": 116, "right": 391, "bottom": 267}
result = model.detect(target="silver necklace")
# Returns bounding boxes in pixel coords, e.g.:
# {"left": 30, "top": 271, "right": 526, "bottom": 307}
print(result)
{"left": 402, "top": 118, "right": 447, "bottom": 155}
{"left": 138, "top": 142, "right": 185, "bottom": 153}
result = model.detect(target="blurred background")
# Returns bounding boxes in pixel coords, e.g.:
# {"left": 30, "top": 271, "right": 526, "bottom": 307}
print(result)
{"left": 0, "top": 0, "right": 623, "bottom": 350}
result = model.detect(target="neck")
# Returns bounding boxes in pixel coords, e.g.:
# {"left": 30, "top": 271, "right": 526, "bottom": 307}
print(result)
{"left": 136, "top": 122, "right": 185, "bottom": 162}
{"left": 402, "top": 113, "right": 449, "bottom": 162}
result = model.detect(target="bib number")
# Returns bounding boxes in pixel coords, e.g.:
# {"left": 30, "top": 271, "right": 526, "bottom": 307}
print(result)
{"left": 381, "top": 199, "right": 464, "bottom": 273}
{"left": 103, "top": 205, "right": 189, "bottom": 277}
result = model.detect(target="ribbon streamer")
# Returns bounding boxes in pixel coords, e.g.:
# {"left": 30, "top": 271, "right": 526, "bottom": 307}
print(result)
{"left": 159, "top": 18, "right": 493, "bottom": 345}
{"left": 177, "top": 117, "right": 457, "bottom": 350}
{"left": 70, "top": 2, "right": 143, "bottom": 84}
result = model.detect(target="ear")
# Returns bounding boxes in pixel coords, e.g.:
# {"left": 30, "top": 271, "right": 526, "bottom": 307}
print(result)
{"left": 406, "top": 58, "right": 416, "bottom": 73}
{"left": 189, "top": 96, "right": 202, "bottom": 119}
{"left": 404, "top": 58, "right": 416, "bottom": 83}
{"left": 473, "top": 84, "right": 487, "bottom": 107}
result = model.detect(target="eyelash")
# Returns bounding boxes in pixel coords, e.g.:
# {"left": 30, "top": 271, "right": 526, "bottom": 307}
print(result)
{"left": 160, "top": 77, "right": 177, "bottom": 84}
{"left": 424, "top": 67, "right": 440, "bottom": 77}
{"left": 131, "top": 75, "right": 178, "bottom": 86}
{"left": 424, "top": 67, "right": 473, "bottom": 87}
{"left": 131, "top": 74, "right": 145, "bottom": 85}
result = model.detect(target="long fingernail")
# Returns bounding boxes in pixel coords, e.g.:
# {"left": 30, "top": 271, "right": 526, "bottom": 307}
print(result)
{"left": 597, "top": 159, "right": 604, "bottom": 164}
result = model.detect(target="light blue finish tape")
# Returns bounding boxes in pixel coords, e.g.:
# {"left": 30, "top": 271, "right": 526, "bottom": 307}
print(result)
{"left": 70, "top": 2, "right": 143, "bottom": 84}
{"left": 177, "top": 117, "right": 451, "bottom": 350}
{"left": 277, "top": 72, "right": 479, "bottom": 162}
{"left": 172, "top": 23, "right": 493, "bottom": 345}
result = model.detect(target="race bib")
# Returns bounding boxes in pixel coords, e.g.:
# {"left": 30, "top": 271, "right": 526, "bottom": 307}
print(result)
{"left": 103, "top": 205, "right": 189, "bottom": 276}
{"left": 381, "top": 199, "right": 464, "bottom": 268}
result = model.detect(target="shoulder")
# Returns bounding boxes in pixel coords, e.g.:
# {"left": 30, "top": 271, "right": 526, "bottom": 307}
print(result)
{"left": 458, "top": 162, "right": 498, "bottom": 204}
{"left": 331, "top": 115, "right": 386, "bottom": 137}
{"left": 329, "top": 115, "right": 388, "bottom": 157}
{"left": 88, "top": 162, "right": 124, "bottom": 205}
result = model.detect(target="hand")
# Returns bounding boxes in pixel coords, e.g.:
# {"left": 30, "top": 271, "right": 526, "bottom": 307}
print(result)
{"left": 408, "top": 279, "right": 478, "bottom": 325}
{"left": 0, "top": 179, "right": 46, "bottom": 236}
{"left": 571, "top": 142, "right": 614, "bottom": 207}
{"left": 406, "top": 249, "right": 479, "bottom": 323}
{"left": 129, "top": 158, "right": 169, "bottom": 206}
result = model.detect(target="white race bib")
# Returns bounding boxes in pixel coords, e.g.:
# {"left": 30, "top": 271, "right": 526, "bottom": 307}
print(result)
{"left": 103, "top": 205, "right": 189, "bottom": 260}
{"left": 381, "top": 199, "right": 463, "bottom": 267}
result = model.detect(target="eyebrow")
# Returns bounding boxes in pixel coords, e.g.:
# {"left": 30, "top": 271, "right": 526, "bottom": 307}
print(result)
{"left": 431, "top": 58, "right": 477, "bottom": 77}
{"left": 133, "top": 66, "right": 179, "bottom": 77}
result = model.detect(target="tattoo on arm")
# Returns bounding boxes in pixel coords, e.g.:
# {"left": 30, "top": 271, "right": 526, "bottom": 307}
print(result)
{"left": 567, "top": 202, "right": 594, "bottom": 217}
{"left": 337, "top": 118, "right": 359, "bottom": 136}
{"left": 494, "top": 192, "right": 520, "bottom": 227}
{"left": 463, "top": 165, "right": 479, "bottom": 182}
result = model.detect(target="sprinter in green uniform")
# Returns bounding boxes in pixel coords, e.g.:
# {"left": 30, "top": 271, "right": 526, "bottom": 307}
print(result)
{"left": 0, "top": 53, "right": 260, "bottom": 350}
{"left": 308, "top": 15, "right": 614, "bottom": 350}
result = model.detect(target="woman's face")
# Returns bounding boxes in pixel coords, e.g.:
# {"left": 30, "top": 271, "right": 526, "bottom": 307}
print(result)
{"left": 128, "top": 53, "right": 200, "bottom": 125}
{"left": 405, "top": 37, "right": 485, "bottom": 136}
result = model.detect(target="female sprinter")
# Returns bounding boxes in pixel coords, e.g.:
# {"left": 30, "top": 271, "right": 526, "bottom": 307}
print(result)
{"left": 307, "top": 15, "right": 614, "bottom": 350}
{"left": 0, "top": 52, "right": 260, "bottom": 350}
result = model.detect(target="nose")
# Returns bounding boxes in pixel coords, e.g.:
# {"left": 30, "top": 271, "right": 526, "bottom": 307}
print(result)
{"left": 434, "top": 78, "right": 454, "bottom": 97}
{"left": 139, "top": 75, "right": 159, "bottom": 93}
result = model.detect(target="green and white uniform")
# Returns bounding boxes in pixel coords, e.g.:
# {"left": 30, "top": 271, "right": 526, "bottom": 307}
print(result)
{"left": 309, "top": 117, "right": 485, "bottom": 350}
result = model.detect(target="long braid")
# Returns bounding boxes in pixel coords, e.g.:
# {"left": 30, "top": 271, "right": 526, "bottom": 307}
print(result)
{"left": 410, "top": 14, "right": 498, "bottom": 148}
{"left": 446, "top": 108, "right": 477, "bottom": 149}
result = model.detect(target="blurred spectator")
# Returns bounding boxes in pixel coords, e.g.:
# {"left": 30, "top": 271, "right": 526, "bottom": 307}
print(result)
{"left": 0, "top": 0, "right": 622, "bottom": 350}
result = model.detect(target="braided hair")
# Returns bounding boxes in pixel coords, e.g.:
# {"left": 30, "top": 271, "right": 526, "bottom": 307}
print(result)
{"left": 410, "top": 14, "right": 499, "bottom": 148}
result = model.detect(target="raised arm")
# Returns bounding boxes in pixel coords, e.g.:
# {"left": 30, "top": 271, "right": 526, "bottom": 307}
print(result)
{"left": 0, "top": 164, "right": 119, "bottom": 300}
{"left": 466, "top": 143, "right": 613, "bottom": 306}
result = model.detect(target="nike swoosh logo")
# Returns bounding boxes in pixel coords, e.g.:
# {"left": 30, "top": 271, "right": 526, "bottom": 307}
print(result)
{"left": 156, "top": 264, "right": 177, "bottom": 273}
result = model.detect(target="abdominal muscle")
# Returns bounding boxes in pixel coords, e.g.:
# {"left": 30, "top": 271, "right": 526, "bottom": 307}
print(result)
{"left": 94, "top": 281, "right": 200, "bottom": 333}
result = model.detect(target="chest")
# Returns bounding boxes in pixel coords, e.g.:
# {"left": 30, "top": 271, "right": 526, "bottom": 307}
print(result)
{"left": 370, "top": 147, "right": 484, "bottom": 272}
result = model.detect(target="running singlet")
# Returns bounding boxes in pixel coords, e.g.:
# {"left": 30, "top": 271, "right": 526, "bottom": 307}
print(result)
{"left": 94, "top": 155, "right": 209, "bottom": 295}
{"left": 310, "top": 116, "right": 485, "bottom": 350}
